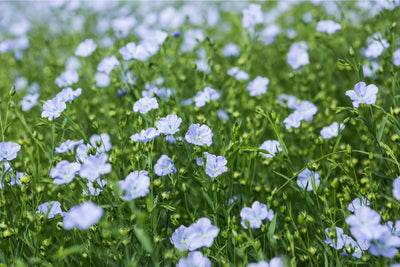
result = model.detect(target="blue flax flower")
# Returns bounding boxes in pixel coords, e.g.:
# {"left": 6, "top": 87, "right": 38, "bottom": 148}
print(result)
{"left": 37, "top": 201, "right": 66, "bottom": 219}
{"left": 156, "top": 114, "right": 182, "bottom": 135}
{"left": 296, "top": 168, "right": 320, "bottom": 191}
{"left": 154, "top": 155, "right": 177, "bottom": 176}
{"left": 185, "top": 123, "right": 213, "bottom": 147}
{"left": 133, "top": 97, "right": 158, "bottom": 114}
{"left": 176, "top": 251, "right": 211, "bottom": 267}
{"left": 240, "top": 201, "right": 274, "bottom": 229}
{"left": 345, "top": 82, "right": 378, "bottom": 107}
{"left": 55, "top": 139, "right": 84, "bottom": 154}
{"left": 186, "top": 217, "right": 219, "bottom": 251}
{"left": 0, "top": 142, "right": 21, "bottom": 161}
{"left": 205, "top": 153, "right": 227, "bottom": 178}
{"left": 118, "top": 170, "right": 150, "bottom": 201}
{"left": 79, "top": 154, "right": 112, "bottom": 182}
{"left": 130, "top": 127, "right": 159, "bottom": 143}
{"left": 63, "top": 201, "right": 103, "bottom": 230}
{"left": 50, "top": 160, "right": 81, "bottom": 185}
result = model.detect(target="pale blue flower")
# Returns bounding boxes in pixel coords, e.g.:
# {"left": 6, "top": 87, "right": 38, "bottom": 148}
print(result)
{"left": 365, "top": 34, "right": 389, "bottom": 58}
{"left": 95, "top": 72, "right": 110, "bottom": 88}
{"left": 0, "top": 142, "right": 21, "bottom": 161}
{"left": 130, "top": 127, "right": 159, "bottom": 143}
{"left": 247, "top": 258, "right": 284, "bottom": 267}
{"left": 294, "top": 101, "right": 318, "bottom": 121}
{"left": 297, "top": 168, "right": 320, "bottom": 191}
{"left": 363, "top": 62, "right": 380, "bottom": 78}
{"left": 217, "top": 110, "right": 229, "bottom": 121}
{"left": 283, "top": 112, "right": 302, "bottom": 130}
{"left": 287, "top": 41, "right": 309, "bottom": 70}
{"left": 171, "top": 225, "right": 189, "bottom": 251}
{"left": 247, "top": 76, "right": 269, "bottom": 96}
{"left": 118, "top": 170, "right": 150, "bottom": 201}
{"left": 186, "top": 217, "right": 219, "bottom": 251}
{"left": 83, "top": 178, "right": 107, "bottom": 196}
{"left": 119, "top": 42, "right": 151, "bottom": 61}
{"left": 227, "top": 67, "right": 249, "bottom": 81}
{"left": 345, "top": 82, "right": 378, "bottom": 107}
{"left": 278, "top": 94, "right": 298, "bottom": 109}
{"left": 242, "top": 4, "right": 263, "bottom": 29}
{"left": 385, "top": 221, "right": 400, "bottom": 237}
{"left": 154, "top": 155, "right": 177, "bottom": 176}
{"left": 259, "top": 140, "right": 282, "bottom": 158}
{"left": 50, "top": 160, "right": 81, "bottom": 185}
{"left": 55, "top": 87, "right": 82, "bottom": 103}
{"left": 347, "top": 196, "right": 370, "bottom": 212}
{"left": 156, "top": 114, "right": 182, "bottom": 135}
{"left": 176, "top": 251, "right": 211, "bottom": 267}
{"left": 20, "top": 93, "right": 39, "bottom": 111}
{"left": 394, "top": 49, "right": 400, "bottom": 66}
{"left": 75, "top": 39, "right": 97, "bottom": 57}
{"left": 320, "top": 122, "right": 345, "bottom": 139}
{"left": 260, "top": 24, "right": 281, "bottom": 45}
{"left": 63, "top": 201, "right": 103, "bottom": 230}
{"left": 393, "top": 176, "right": 400, "bottom": 200}
{"left": 185, "top": 124, "right": 213, "bottom": 147}
{"left": 223, "top": 43, "right": 240, "bottom": 57}
{"left": 316, "top": 20, "right": 341, "bottom": 34}
{"left": 90, "top": 133, "right": 112, "bottom": 153}
{"left": 97, "top": 55, "right": 120, "bottom": 75}
{"left": 133, "top": 97, "right": 158, "bottom": 114}
{"left": 205, "top": 153, "right": 227, "bottom": 178}
{"left": 369, "top": 227, "right": 400, "bottom": 258}
{"left": 41, "top": 97, "right": 66, "bottom": 121}
{"left": 240, "top": 201, "right": 274, "bottom": 229}
{"left": 55, "top": 70, "right": 79, "bottom": 88}
{"left": 55, "top": 139, "right": 84, "bottom": 154}
{"left": 346, "top": 206, "right": 381, "bottom": 242}
{"left": 79, "top": 154, "right": 112, "bottom": 182}
{"left": 37, "top": 201, "right": 66, "bottom": 219}
{"left": 325, "top": 227, "right": 346, "bottom": 249}
{"left": 194, "top": 87, "right": 220, "bottom": 108}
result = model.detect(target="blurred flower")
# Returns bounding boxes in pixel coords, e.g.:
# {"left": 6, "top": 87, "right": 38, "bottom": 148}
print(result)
{"left": 247, "top": 258, "right": 284, "bottom": 267}
{"left": 55, "top": 70, "right": 79, "bottom": 88}
{"left": 79, "top": 154, "right": 112, "bottom": 182}
{"left": 63, "top": 201, "right": 103, "bottom": 230}
{"left": 176, "top": 251, "right": 211, "bottom": 267}
{"left": 156, "top": 114, "right": 182, "bottom": 135}
{"left": 223, "top": 43, "right": 240, "bottom": 57}
{"left": 20, "top": 93, "right": 39, "bottom": 111}
{"left": 294, "top": 100, "right": 318, "bottom": 121}
{"left": 181, "top": 29, "right": 205, "bottom": 52}
{"left": 130, "top": 127, "right": 159, "bottom": 143}
{"left": 217, "top": 109, "right": 229, "bottom": 121}
{"left": 363, "top": 61, "right": 380, "bottom": 78}
{"left": 118, "top": 170, "right": 150, "bottom": 200}
{"left": 97, "top": 55, "right": 120, "bottom": 75}
{"left": 316, "top": 20, "right": 341, "bottom": 34}
{"left": 37, "top": 201, "right": 66, "bottom": 219}
{"left": 83, "top": 178, "right": 107, "bottom": 196}
{"left": 75, "top": 39, "right": 97, "bottom": 57}
{"left": 369, "top": 227, "right": 400, "bottom": 258}
{"left": 259, "top": 140, "right": 282, "bottom": 158}
{"left": 0, "top": 142, "right": 21, "bottom": 162}
{"left": 279, "top": 94, "right": 298, "bottom": 109}
{"left": 154, "top": 155, "right": 176, "bottom": 176}
{"left": 394, "top": 49, "right": 400, "bottom": 66}
{"left": 393, "top": 176, "right": 400, "bottom": 200}
{"left": 95, "top": 72, "right": 110, "bottom": 87}
{"left": 345, "top": 82, "right": 378, "bottom": 107}
{"left": 296, "top": 168, "right": 320, "bottom": 191}
{"left": 320, "top": 122, "right": 345, "bottom": 139}
{"left": 50, "top": 160, "right": 81, "bottom": 185}
{"left": 185, "top": 124, "right": 213, "bottom": 147}
{"left": 325, "top": 227, "right": 346, "bottom": 249}
{"left": 55, "top": 87, "right": 81, "bottom": 103}
{"left": 194, "top": 87, "right": 220, "bottom": 108}
{"left": 55, "top": 139, "right": 83, "bottom": 154}
{"left": 386, "top": 221, "right": 400, "bottom": 237}
{"left": 283, "top": 112, "right": 302, "bottom": 130}
{"left": 346, "top": 206, "right": 381, "bottom": 242}
{"left": 247, "top": 76, "right": 269, "bottom": 96}
{"left": 365, "top": 34, "right": 389, "bottom": 58}
{"left": 205, "top": 153, "right": 227, "bottom": 178}
{"left": 119, "top": 42, "right": 151, "bottom": 61}
{"left": 133, "top": 97, "right": 158, "bottom": 114}
{"left": 287, "top": 41, "right": 309, "bottom": 70}
{"left": 242, "top": 4, "right": 263, "bottom": 29}
{"left": 240, "top": 201, "right": 274, "bottom": 229}
{"left": 227, "top": 67, "right": 249, "bottom": 81}
{"left": 260, "top": 24, "right": 281, "bottom": 45}
{"left": 186, "top": 217, "right": 219, "bottom": 251}
{"left": 90, "top": 133, "right": 112, "bottom": 153}
{"left": 41, "top": 97, "right": 66, "bottom": 121}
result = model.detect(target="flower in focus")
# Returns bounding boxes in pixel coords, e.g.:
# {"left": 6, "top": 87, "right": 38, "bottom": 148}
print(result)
{"left": 240, "top": 201, "right": 274, "bottom": 229}
{"left": 185, "top": 124, "right": 213, "bottom": 147}
{"left": 186, "top": 217, "right": 219, "bottom": 251}
{"left": 75, "top": 39, "right": 97, "bottom": 57}
{"left": 170, "top": 225, "right": 189, "bottom": 251}
{"left": 63, "top": 201, "right": 103, "bottom": 230}
{"left": 205, "top": 153, "right": 227, "bottom": 178}
{"left": 296, "top": 168, "right": 320, "bottom": 191}
{"left": 156, "top": 114, "right": 182, "bottom": 135}
{"left": 50, "top": 160, "right": 81, "bottom": 185}
{"left": 55, "top": 139, "right": 84, "bottom": 154}
{"left": 320, "top": 122, "right": 345, "bottom": 139}
{"left": 130, "top": 127, "right": 159, "bottom": 143}
{"left": 133, "top": 97, "right": 159, "bottom": 114}
{"left": 41, "top": 97, "right": 66, "bottom": 121}
{"left": 118, "top": 170, "right": 150, "bottom": 201}
{"left": 0, "top": 142, "right": 21, "bottom": 161}
{"left": 79, "top": 154, "right": 112, "bottom": 182}
{"left": 345, "top": 82, "right": 378, "bottom": 107}
{"left": 154, "top": 155, "right": 177, "bottom": 176}
{"left": 247, "top": 76, "right": 269, "bottom": 96}
{"left": 259, "top": 140, "right": 282, "bottom": 158}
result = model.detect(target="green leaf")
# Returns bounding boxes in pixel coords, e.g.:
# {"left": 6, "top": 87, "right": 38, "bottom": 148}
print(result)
{"left": 377, "top": 114, "right": 389, "bottom": 142}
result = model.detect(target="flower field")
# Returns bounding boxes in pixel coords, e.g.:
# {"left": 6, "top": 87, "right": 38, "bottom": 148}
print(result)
{"left": 2, "top": 1, "right": 400, "bottom": 266}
